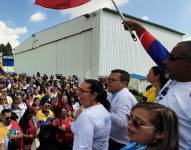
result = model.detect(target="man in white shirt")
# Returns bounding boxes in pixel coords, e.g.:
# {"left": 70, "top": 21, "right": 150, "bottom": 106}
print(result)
{"left": 107, "top": 69, "right": 137, "bottom": 150}
{"left": 0, "top": 87, "right": 12, "bottom": 105}
{"left": 156, "top": 41, "right": 191, "bottom": 150}
{"left": 122, "top": 20, "right": 191, "bottom": 150}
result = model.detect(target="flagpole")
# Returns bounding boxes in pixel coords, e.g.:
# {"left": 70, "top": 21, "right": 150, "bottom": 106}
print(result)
{"left": 110, "top": 0, "right": 137, "bottom": 41}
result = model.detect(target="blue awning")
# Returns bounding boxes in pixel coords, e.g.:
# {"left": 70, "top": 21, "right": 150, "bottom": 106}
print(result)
{"left": 130, "top": 74, "right": 146, "bottom": 80}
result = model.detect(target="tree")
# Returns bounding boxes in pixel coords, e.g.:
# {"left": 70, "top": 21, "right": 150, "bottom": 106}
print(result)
{"left": 5, "top": 42, "right": 13, "bottom": 56}
{"left": 0, "top": 43, "right": 13, "bottom": 56}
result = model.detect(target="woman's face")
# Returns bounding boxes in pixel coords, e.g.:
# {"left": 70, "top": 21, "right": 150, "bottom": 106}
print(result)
{"left": 61, "top": 95, "right": 68, "bottom": 104}
{"left": 60, "top": 110, "right": 67, "bottom": 118}
{"left": 78, "top": 82, "right": 94, "bottom": 108}
{"left": 0, "top": 97, "right": 7, "bottom": 104}
{"left": 147, "top": 69, "right": 159, "bottom": 84}
{"left": 12, "top": 99, "right": 20, "bottom": 109}
{"left": 34, "top": 99, "right": 40, "bottom": 106}
{"left": 127, "top": 108, "right": 157, "bottom": 145}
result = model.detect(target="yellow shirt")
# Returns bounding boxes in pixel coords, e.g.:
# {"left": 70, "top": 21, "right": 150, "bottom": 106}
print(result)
{"left": 143, "top": 86, "right": 157, "bottom": 103}
{"left": 36, "top": 109, "right": 54, "bottom": 122}
{"left": 0, "top": 123, "right": 9, "bottom": 144}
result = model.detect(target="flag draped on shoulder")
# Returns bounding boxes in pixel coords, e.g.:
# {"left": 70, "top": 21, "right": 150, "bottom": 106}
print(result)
{"left": 35, "top": 0, "right": 90, "bottom": 9}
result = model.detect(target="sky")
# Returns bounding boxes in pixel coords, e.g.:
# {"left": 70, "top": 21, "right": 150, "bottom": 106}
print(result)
{"left": 0, "top": 0, "right": 191, "bottom": 48}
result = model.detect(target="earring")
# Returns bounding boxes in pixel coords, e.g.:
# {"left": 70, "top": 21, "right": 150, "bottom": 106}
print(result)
{"left": 152, "top": 138, "right": 159, "bottom": 146}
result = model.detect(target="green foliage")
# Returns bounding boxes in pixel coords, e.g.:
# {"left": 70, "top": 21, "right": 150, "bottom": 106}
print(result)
{"left": 0, "top": 42, "right": 13, "bottom": 56}
{"left": 129, "top": 89, "right": 143, "bottom": 102}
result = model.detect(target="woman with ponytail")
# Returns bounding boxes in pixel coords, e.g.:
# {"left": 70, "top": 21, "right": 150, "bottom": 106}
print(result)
{"left": 71, "top": 79, "right": 111, "bottom": 150}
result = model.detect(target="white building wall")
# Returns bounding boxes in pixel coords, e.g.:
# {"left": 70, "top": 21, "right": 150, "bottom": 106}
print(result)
{"left": 98, "top": 10, "right": 183, "bottom": 77}
{"left": 14, "top": 13, "right": 101, "bottom": 80}
{"left": 14, "top": 43, "right": 57, "bottom": 75}
{"left": 14, "top": 8, "right": 183, "bottom": 80}
{"left": 56, "top": 30, "right": 94, "bottom": 79}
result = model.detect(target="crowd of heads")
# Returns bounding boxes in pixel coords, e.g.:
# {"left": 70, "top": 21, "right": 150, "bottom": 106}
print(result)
{"left": 0, "top": 72, "right": 80, "bottom": 150}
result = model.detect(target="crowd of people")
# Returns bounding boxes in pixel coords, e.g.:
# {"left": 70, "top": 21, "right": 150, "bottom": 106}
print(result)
{"left": 0, "top": 19, "right": 191, "bottom": 150}
{"left": 0, "top": 73, "right": 79, "bottom": 150}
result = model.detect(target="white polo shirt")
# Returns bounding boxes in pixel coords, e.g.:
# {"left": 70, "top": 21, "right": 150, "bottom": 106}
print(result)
{"left": 157, "top": 79, "right": 191, "bottom": 150}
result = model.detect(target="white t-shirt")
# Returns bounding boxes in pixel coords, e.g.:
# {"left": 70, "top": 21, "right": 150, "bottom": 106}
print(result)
{"left": 72, "top": 102, "right": 80, "bottom": 115}
{"left": 108, "top": 88, "right": 137, "bottom": 145}
{"left": 71, "top": 104, "right": 111, "bottom": 150}
{"left": 6, "top": 96, "right": 13, "bottom": 105}
{"left": 156, "top": 79, "right": 191, "bottom": 150}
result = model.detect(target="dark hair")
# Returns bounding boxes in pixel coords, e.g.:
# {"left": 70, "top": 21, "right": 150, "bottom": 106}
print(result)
{"left": 84, "top": 79, "right": 110, "bottom": 111}
{"left": 176, "top": 40, "right": 191, "bottom": 57}
{"left": 111, "top": 69, "right": 130, "bottom": 83}
{"left": 11, "top": 112, "right": 18, "bottom": 121}
{"left": 132, "top": 102, "right": 179, "bottom": 150}
{"left": 19, "top": 108, "right": 34, "bottom": 133}
{"left": 1, "top": 109, "right": 11, "bottom": 115}
{"left": 40, "top": 96, "right": 51, "bottom": 105}
{"left": 151, "top": 66, "right": 167, "bottom": 88}
{"left": 34, "top": 97, "right": 40, "bottom": 102}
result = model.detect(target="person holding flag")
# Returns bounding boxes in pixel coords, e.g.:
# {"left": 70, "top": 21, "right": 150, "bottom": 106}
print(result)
{"left": 123, "top": 19, "right": 191, "bottom": 150}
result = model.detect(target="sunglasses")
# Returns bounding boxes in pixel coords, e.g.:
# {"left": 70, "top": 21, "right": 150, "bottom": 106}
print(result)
{"left": 168, "top": 54, "right": 191, "bottom": 61}
{"left": 128, "top": 115, "right": 155, "bottom": 129}
{"left": 5, "top": 117, "right": 12, "bottom": 121}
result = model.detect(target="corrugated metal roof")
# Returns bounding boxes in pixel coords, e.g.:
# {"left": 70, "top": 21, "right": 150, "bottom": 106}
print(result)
{"left": 103, "top": 8, "right": 185, "bottom": 35}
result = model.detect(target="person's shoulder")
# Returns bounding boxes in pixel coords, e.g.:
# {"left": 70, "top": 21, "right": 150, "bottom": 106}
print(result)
{"left": 177, "top": 81, "right": 191, "bottom": 88}
{"left": 118, "top": 88, "right": 137, "bottom": 100}
{"left": 36, "top": 109, "right": 43, "bottom": 116}
{"left": 11, "top": 120, "right": 21, "bottom": 130}
{"left": 80, "top": 106, "right": 101, "bottom": 120}
{"left": 6, "top": 95, "right": 12, "bottom": 99}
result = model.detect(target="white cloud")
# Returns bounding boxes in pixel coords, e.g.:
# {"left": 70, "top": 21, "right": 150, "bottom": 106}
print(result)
{"left": 61, "top": 0, "right": 129, "bottom": 18}
{"left": 183, "top": 35, "right": 191, "bottom": 41}
{"left": 141, "top": 16, "right": 149, "bottom": 21}
{"left": 30, "top": 12, "right": 47, "bottom": 22}
{"left": 0, "top": 21, "right": 27, "bottom": 48}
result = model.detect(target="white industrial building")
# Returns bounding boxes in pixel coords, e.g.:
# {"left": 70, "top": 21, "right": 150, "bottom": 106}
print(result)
{"left": 14, "top": 8, "right": 184, "bottom": 81}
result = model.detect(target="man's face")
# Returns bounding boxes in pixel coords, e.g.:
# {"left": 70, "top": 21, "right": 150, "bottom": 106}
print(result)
{"left": 163, "top": 44, "right": 191, "bottom": 81}
{"left": 42, "top": 103, "right": 51, "bottom": 112}
{"left": 1, "top": 89, "right": 7, "bottom": 96}
{"left": 2, "top": 112, "right": 12, "bottom": 126}
{"left": 107, "top": 73, "right": 126, "bottom": 93}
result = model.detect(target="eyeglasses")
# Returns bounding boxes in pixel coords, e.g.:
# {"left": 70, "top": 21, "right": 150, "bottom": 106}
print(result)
{"left": 44, "top": 104, "right": 51, "bottom": 107}
{"left": 78, "top": 88, "right": 92, "bottom": 93}
{"left": 107, "top": 77, "right": 121, "bottom": 82}
{"left": 128, "top": 115, "right": 155, "bottom": 129}
{"left": 5, "top": 117, "right": 12, "bottom": 121}
{"left": 168, "top": 54, "right": 191, "bottom": 61}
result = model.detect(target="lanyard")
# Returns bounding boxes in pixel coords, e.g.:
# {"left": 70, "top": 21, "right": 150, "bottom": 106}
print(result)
{"left": 156, "top": 80, "right": 176, "bottom": 103}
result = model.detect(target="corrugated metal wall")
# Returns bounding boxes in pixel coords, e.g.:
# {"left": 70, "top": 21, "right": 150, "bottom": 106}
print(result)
{"left": 14, "top": 15, "right": 101, "bottom": 80}
{"left": 14, "top": 9, "right": 183, "bottom": 80}
{"left": 15, "top": 43, "right": 57, "bottom": 74}
{"left": 98, "top": 10, "right": 183, "bottom": 77}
